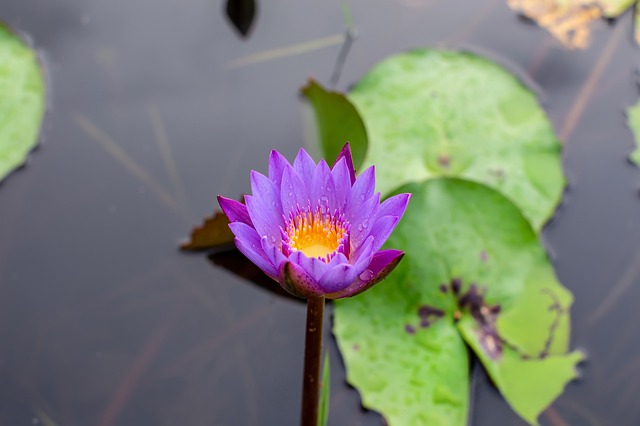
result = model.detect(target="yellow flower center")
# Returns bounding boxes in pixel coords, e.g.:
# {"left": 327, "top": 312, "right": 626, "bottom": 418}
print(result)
{"left": 286, "top": 210, "right": 346, "bottom": 261}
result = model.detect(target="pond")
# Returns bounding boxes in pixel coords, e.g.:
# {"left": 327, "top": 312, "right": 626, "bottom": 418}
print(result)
{"left": 1, "top": 0, "right": 639, "bottom": 424}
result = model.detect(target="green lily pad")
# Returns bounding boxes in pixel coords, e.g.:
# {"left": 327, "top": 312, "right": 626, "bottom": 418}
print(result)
{"left": 0, "top": 23, "right": 45, "bottom": 182}
{"left": 334, "top": 179, "right": 579, "bottom": 425}
{"left": 348, "top": 49, "right": 564, "bottom": 231}
{"left": 301, "top": 79, "right": 367, "bottom": 169}
{"left": 627, "top": 99, "right": 640, "bottom": 166}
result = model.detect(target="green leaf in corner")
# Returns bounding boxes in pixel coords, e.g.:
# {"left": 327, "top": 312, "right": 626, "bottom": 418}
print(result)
{"left": 627, "top": 99, "right": 640, "bottom": 166}
{"left": 0, "top": 23, "right": 45, "bottom": 183}
{"left": 348, "top": 49, "right": 564, "bottom": 231}
{"left": 301, "top": 79, "right": 367, "bottom": 168}
{"left": 318, "top": 353, "right": 330, "bottom": 426}
{"left": 334, "top": 179, "right": 579, "bottom": 425}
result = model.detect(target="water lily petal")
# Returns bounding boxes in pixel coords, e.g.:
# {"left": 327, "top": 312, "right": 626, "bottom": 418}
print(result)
{"left": 289, "top": 250, "right": 329, "bottom": 282}
{"left": 279, "top": 261, "right": 326, "bottom": 298}
{"left": 333, "top": 142, "right": 356, "bottom": 185}
{"left": 229, "top": 222, "right": 277, "bottom": 278}
{"left": 369, "top": 215, "right": 401, "bottom": 252}
{"left": 348, "top": 166, "right": 375, "bottom": 217}
{"left": 318, "top": 263, "right": 358, "bottom": 293}
{"left": 326, "top": 250, "right": 404, "bottom": 299}
{"left": 281, "top": 164, "right": 310, "bottom": 216}
{"left": 349, "top": 192, "right": 380, "bottom": 249}
{"left": 246, "top": 171, "right": 284, "bottom": 243}
{"left": 293, "top": 147, "right": 316, "bottom": 185}
{"left": 261, "top": 235, "right": 287, "bottom": 269}
{"left": 331, "top": 157, "right": 351, "bottom": 210}
{"left": 351, "top": 235, "right": 375, "bottom": 270}
{"left": 245, "top": 194, "right": 282, "bottom": 246}
{"left": 217, "top": 196, "right": 252, "bottom": 226}
{"left": 378, "top": 193, "right": 411, "bottom": 220}
{"left": 327, "top": 252, "right": 349, "bottom": 268}
{"left": 310, "top": 159, "right": 337, "bottom": 210}
{"left": 268, "top": 149, "right": 290, "bottom": 186}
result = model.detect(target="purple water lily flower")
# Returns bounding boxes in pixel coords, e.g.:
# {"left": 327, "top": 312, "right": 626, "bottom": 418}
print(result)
{"left": 218, "top": 144, "right": 410, "bottom": 299}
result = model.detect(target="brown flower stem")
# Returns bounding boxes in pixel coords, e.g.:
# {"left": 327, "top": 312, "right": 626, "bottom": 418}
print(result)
{"left": 300, "top": 296, "right": 325, "bottom": 426}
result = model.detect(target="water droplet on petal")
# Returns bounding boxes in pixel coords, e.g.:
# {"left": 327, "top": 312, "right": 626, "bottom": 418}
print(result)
{"left": 357, "top": 224, "right": 363, "bottom": 231}
{"left": 362, "top": 219, "right": 369, "bottom": 229}
{"left": 359, "top": 269, "right": 374, "bottom": 281}
{"left": 270, "top": 235, "right": 277, "bottom": 243}
{"left": 360, "top": 193, "right": 366, "bottom": 200}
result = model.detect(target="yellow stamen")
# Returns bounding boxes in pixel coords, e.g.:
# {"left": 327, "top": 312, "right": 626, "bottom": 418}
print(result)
{"left": 287, "top": 210, "right": 345, "bottom": 261}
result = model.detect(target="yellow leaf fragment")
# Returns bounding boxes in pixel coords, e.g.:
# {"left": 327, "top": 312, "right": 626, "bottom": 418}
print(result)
{"left": 507, "top": 0, "right": 618, "bottom": 49}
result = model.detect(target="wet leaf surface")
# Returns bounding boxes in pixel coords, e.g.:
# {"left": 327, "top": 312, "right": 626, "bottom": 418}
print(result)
{"left": 349, "top": 49, "right": 564, "bottom": 231}
{"left": 301, "top": 79, "right": 368, "bottom": 168}
{"left": 180, "top": 211, "right": 235, "bottom": 251}
{"left": 0, "top": 23, "right": 45, "bottom": 183}
{"left": 506, "top": 0, "right": 636, "bottom": 49}
{"left": 225, "top": 0, "right": 257, "bottom": 38}
{"left": 334, "top": 179, "right": 579, "bottom": 425}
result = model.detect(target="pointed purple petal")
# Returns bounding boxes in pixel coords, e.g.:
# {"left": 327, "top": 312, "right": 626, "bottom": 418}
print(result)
{"left": 351, "top": 235, "right": 375, "bottom": 270}
{"left": 229, "top": 222, "right": 277, "bottom": 278}
{"left": 217, "top": 196, "right": 252, "bottom": 226}
{"left": 333, "top": 142, "right": 356, "bottom": 185}
{"left": 278, "top": 261, "right": 326, "bottom": 298}
{"left": 326, "top": 252, "right": 349, "bottom": 268}
{"left": 260, "top": 236, "right": 287, "bottom": 270}
{"left": 331, "top": 157, "right": 351, "bottom": 211}
{"left": 318, "top": 264, "right": 358, "bottom": 293}
{"left": 326, "top": 250, "right": 404, "bottom": 299}
{"left": 268, "top": 150, "right": 290, "bottom": 186}
{"left": 348, "top": 166, "right": 375, "bottom": 217}
{"left": 289, "top": 251, "right": 329, "bottom": 282}
{"left": 310, "top": 159, "right": 337, "bottom": 210}
{"left": 280, "top": 164, "right": 309, "bottom": 216}
{"left": 369, "top": 215, "right": 401, "bottom": 252}
{"left": 246, "top": 171, "right": 284, "bottom": 245}
{"left": 349, "top": 192, "right": 380, "bottom": 249}
{"left": 293, "top": 147, "right": 316, "bottom": 184}
{"left": 378, "top": 193, "right": 411, "bottom": 220}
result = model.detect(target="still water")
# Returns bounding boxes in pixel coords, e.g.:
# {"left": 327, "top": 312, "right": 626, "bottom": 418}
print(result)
{"left": 0, "top": 0, "right": 639, "bottom": 424}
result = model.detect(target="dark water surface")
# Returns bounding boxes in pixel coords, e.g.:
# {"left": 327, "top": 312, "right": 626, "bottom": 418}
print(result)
{"left": 0, "top": 0, "right": 639, "bottom": 424}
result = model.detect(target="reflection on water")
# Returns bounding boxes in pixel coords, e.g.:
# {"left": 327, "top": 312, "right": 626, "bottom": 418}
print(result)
{"left": 0, "top": 0, "right": 639, "bottom": 424}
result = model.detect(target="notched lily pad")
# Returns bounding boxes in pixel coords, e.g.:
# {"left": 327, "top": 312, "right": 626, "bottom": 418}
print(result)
{"left": 301, "top": 79, "right": 368, "bottom": 168}
{"left": 0, "top": 23, "right": 46, "bottom": 183}
{"left": 334, "top": 179, "right": 579, "bottom": 425}
{"left": 349, "top": 49, "right": 564, "bottom": 231}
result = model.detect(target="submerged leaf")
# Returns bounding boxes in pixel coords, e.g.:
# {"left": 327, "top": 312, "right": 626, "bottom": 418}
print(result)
{"left": 506, "top": 0, "right": 635, "bottom": 49}
{"left": 349, "top": 49, "right": 564, "bottom": 231}
{"left": 207, "top": 251, "right": 303, "bottom": 303}
{"left": 0, "top": 23, "right": 45, "bottom": 183}
{"left": 334, "top": 179, "right": 578, "bottom": 425}
{"left": 301, "top": 79, "right": 368, "bottom": 168}
{"left": 627, "top": 99, "right": 640, "bottom": 166}
{"left": 225, "top": 0, "right": 257, "bottom": 38}
{"left": 180, "top": 211, "right": 235, "bottom": 251}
